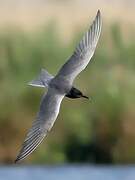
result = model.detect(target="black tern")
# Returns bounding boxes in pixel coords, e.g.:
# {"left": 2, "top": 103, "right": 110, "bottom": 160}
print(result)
{"left": 15, "top": 10, "right": 102, "bottom": 163}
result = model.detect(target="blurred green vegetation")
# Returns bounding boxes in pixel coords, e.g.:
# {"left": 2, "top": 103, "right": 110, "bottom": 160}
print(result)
{"left": 0, "top": 23, "right": 135, "bottom": 164}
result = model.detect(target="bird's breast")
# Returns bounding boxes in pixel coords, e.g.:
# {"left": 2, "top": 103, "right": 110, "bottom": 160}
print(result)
{"left": 49, "top": 76, "right": 72, "bottom": 94}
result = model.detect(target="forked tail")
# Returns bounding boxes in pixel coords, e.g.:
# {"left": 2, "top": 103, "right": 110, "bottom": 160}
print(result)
{"left": 28, "top": 69, "right": 54, "bottom": 88}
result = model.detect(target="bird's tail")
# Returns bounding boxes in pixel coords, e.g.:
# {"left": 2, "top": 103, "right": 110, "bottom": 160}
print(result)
{"left": 28, "top": 69, "right": 54, "bottom": 88}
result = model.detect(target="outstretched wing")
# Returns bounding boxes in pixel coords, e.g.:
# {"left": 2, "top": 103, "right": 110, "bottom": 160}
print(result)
{"left": 15, "top": 88, "right": 64, "bottom": 163}
{"left": 56, "top": 10, "right": 102, "bottom": 83}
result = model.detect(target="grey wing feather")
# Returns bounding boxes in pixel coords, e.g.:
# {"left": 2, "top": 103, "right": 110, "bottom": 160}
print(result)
{"left": 56, "top": 10, "right": 102, "bottom": 83}
{"left": 15, "top": 88, "right": 64, "bottom": 163}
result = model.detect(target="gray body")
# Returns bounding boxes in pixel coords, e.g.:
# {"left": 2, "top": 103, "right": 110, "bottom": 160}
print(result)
{"left": 15, "top": 10, "right": 102, "bottom": 163}
{"left": 29, "top": 69, "right": 88, "bottom": 99}
{"left": 29, "top": 69, "right": 72, "bottom": 94}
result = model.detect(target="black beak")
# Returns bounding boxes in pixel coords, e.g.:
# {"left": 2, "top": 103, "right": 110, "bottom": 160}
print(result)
{"left": 82, "top": 95, "right": 89, "bottom": 99}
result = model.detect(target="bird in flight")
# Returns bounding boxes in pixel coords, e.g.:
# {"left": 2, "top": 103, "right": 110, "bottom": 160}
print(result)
{"left": 15, "top": 10, "right": 102, "bottom": 163}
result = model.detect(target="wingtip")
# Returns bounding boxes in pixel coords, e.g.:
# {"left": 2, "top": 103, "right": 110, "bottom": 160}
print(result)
{"left": 14, "top": 155, "right": 24, "bottom": 164}
{"left": 14, "top": 153, "right": 24, "bottom": 163}
{"left": 96, "top": 9, "right": 102, "bottom": 29}
{"left": 97, "top": 9, "right": 101, "bottom": 18}
{"left": 14, "top": 158, "right": 19, "bottom": 164}
{"left": 97, "top": 9, "right": 101, "bottom": 14}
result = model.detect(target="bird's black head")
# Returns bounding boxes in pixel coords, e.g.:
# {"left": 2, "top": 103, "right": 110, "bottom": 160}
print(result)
{"left": 66, "top": 87, "right": 89, "bottom": 99}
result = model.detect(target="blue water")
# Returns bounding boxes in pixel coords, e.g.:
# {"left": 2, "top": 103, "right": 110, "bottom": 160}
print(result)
{"left": 0, "top": 165, "right": 135, "bottom": 180}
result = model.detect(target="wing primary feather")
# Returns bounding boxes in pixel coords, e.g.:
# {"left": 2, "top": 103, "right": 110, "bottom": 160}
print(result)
{"left": 91, "top": 19, "right": 95, "bottom": 43}
{"left": 85, "top": 31, "right": 88, "bottom": 47}
{"left": 24, "top": 130, "right": 41, "bottom": 145}
{"left": 76, "top": 10, "right": 101, "bottom": 56}
{"left": 15, "top": 134, "right": 44, "bottom": 163}
{"left": 21, "top": 134, "right": 41, "bottom": 154}
{"left": 15, "top": 89, "right": 64, "bottom": 163}
{"left": 56, "top": 10, "right": 102, "bottom": 83}
{"left": 20, "top": 134, "right": 43, "bottom": 154}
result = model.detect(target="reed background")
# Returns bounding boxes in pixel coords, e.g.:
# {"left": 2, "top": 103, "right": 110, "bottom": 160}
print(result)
{"left": 0, "top": 0, "right": 135, "bottom": 164}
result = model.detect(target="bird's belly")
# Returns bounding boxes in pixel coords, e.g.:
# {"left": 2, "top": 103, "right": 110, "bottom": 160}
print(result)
{"left": 49, "top": 77, "right": 72, "bottom": 94}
